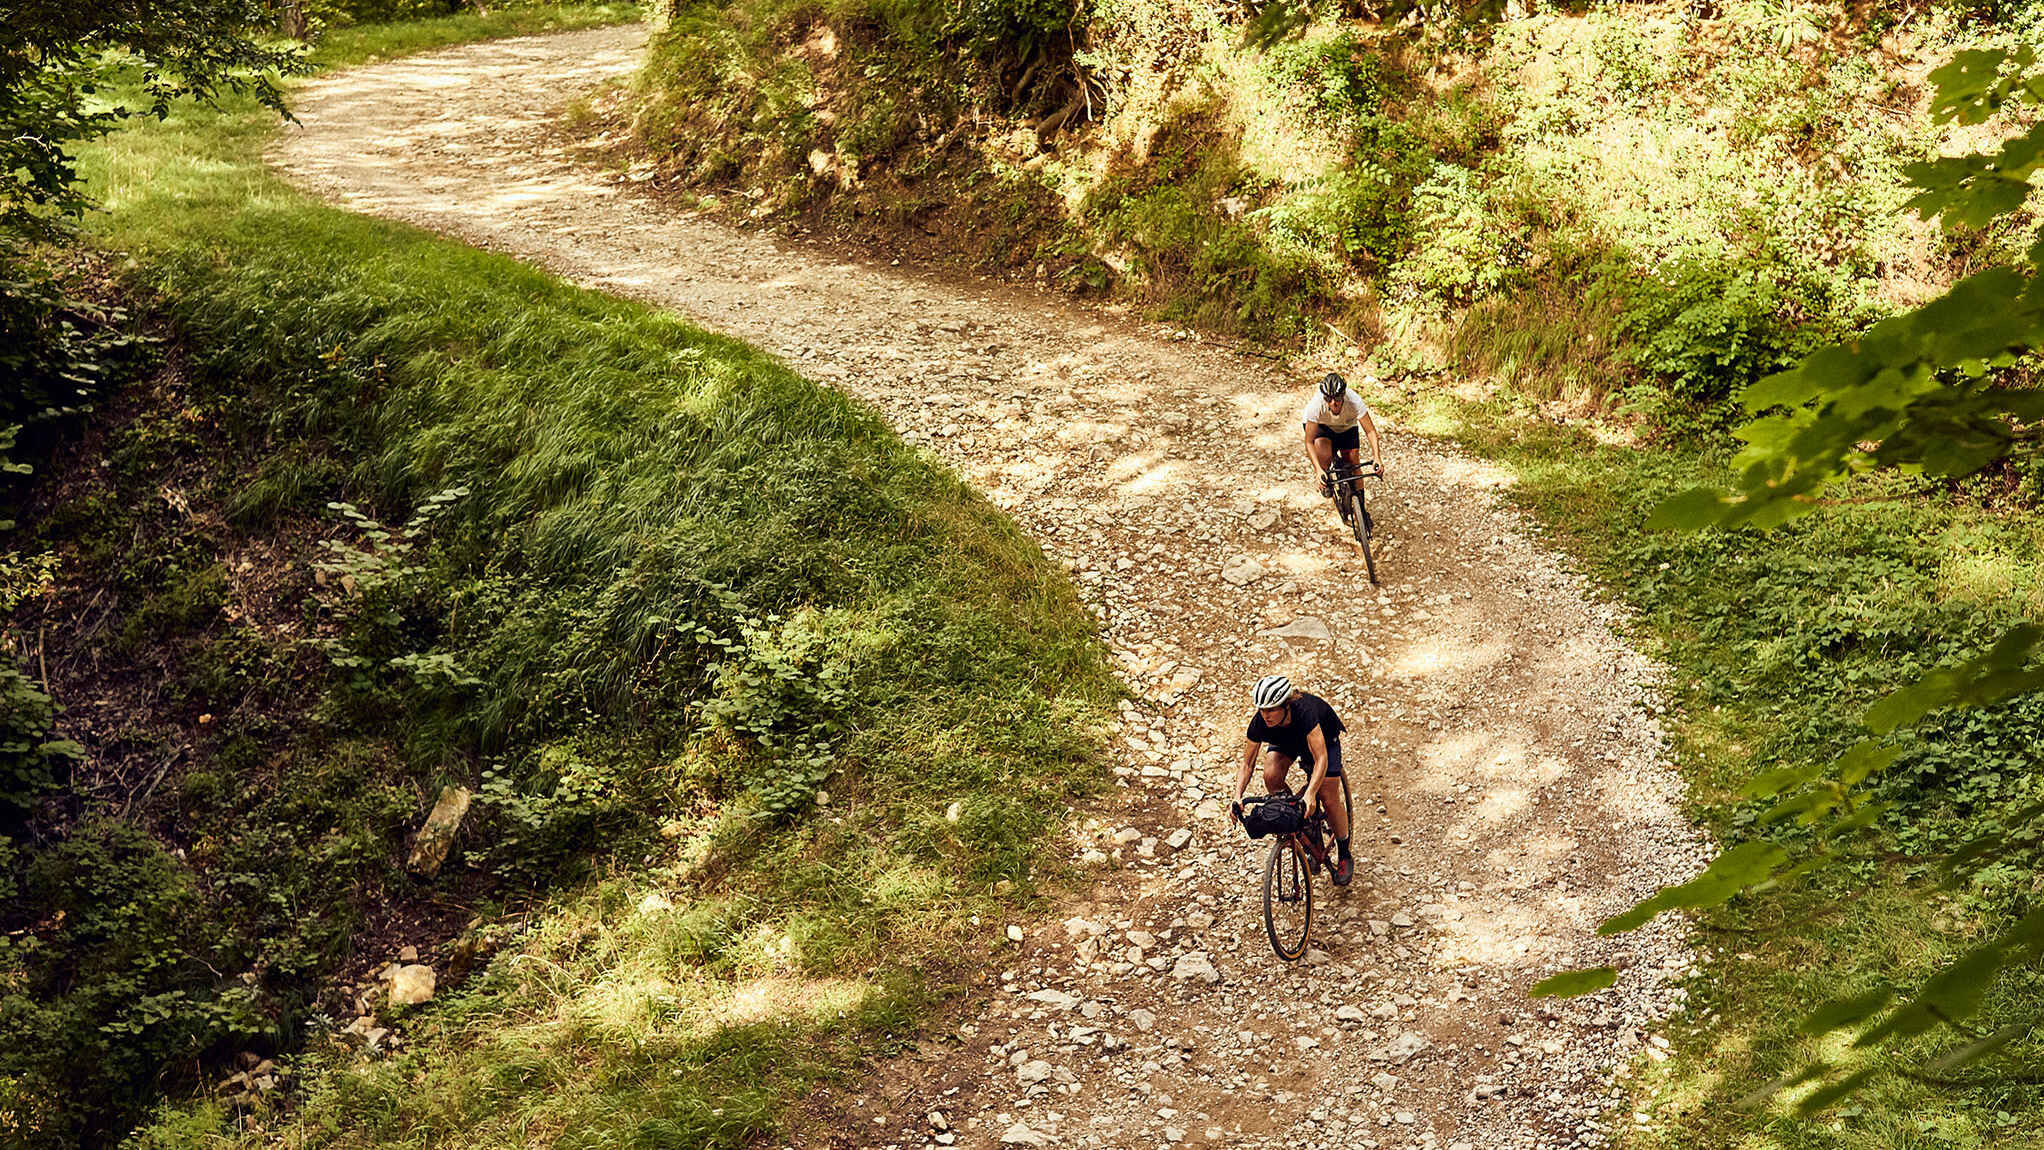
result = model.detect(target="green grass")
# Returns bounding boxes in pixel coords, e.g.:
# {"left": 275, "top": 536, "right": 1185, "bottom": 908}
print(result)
{"left": 305, "top": 3, "right": 642, "bottom": 69}
{"left": 15, "top": 8, "right": 1117, "bottom": 1147}
{"left": 1386, "top": 389, "right": 2044, "bottom": 1148}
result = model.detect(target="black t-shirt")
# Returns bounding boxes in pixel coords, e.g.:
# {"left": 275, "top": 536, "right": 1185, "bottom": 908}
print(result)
{"left": 1246, "top": 692, "right": 1345, "bottom": 766}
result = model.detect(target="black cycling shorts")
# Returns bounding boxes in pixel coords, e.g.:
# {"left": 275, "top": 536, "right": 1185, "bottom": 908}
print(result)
{"left": 1308, "top": 422, "right": 1360, "bottom": 451}
{"left": 1264, "top": 737, "right": 1343, "bottom": 779}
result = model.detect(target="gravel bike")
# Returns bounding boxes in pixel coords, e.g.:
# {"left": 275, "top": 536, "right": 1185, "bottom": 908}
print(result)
{"left": 1246, "top": 775, "right": 1354, "bottom": 962}
{"left": 1326, "top": 458, "right": 1383, "bottom": 584}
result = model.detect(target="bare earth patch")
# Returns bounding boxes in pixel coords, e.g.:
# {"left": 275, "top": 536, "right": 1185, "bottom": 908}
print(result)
{"left": 272, "top": 24, "right": 1707, "bottom": 1150}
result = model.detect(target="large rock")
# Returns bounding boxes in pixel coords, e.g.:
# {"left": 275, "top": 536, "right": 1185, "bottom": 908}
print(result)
{"left": 1261, "top": 616, "right": 1334, "bottom": 645}
{"left": 1220, "top": 556, "right": 1266, "bottom": 586}
{"left": 1171, "top": 951, "right": 1221, "bottom": 984}
{"left": 1372, "top": 1030, "right": 1431, "bottom": 1064}
{"left": 406, "top": 784, "right": 472, "bottom": 876}
{"left": 1015, "top": 1059, "right": 1053, "bottom": 1084}
{"left": 386, "top": 964, "right": 437, "bottom": 1006}
{"left": 1026, "top": 988, "right": 1082, "bottom": 1011}
{"left": 1001, "top": 1122, "right": 1051, "bottom": 1146}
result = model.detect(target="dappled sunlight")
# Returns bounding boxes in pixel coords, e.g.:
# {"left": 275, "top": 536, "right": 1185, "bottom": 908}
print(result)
{"left": 706, "top": 976, "right": 876, "bottom": 1031}
{"left": 1107, "top": 454, "right": 1200, "bottom": 495}
{"left": 1382, "top": 633, "right": 1513, "bottom": 682}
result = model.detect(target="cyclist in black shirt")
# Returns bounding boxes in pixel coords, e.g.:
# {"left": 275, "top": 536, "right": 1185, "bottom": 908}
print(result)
{"left": 1228, "top": 674, "right": 1355, "bottom": 885}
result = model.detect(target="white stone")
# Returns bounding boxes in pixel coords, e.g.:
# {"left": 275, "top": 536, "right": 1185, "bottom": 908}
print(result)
{"left": 385, "top": 964, "right": 436, "bottom": 1006}
{"left": 1000, "top": 1122, "right": 1050, "bottom": 1146}
{"left": 1261, "top": 616, "right": 1334, "bottom": 644}
{"left": 1016, "top": 1059, "right": 1053, "bottom": 1084}
{"left": 1170, "top": 952, "right": 1221, "bottom": 984}
{"left": 1220, "top": 556, "right": 1266, "bottom": 586}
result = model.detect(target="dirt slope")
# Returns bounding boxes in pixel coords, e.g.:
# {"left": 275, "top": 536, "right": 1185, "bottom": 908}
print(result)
{"left": 271, "top": 24, "right": 1707, "bottom": 1150}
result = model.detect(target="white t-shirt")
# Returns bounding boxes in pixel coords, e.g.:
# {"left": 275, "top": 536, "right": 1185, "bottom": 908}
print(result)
{"left": 1300, "top": 391, "right": 1370, "bottom": 432}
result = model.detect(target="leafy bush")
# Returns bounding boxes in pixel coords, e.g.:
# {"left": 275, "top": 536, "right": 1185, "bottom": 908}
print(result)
{"left": 0, "top": 820, "right": 267, "bottom": 1148}
{"left": 1617, "top": 255, "right": 1835, "bottom": 414}
{"left": 0, "top": 254, "right": 150, "bottom": 443}
{"left": 1390, "top": 161, "right": 1528, "bottom": 307}
{"left": 0, "top": 656, "right": 81, "bottom": 828}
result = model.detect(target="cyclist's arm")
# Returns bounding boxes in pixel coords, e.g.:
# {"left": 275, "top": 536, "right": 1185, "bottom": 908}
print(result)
{"left": 1301, "top": 725, "right": 1331, "bottom": 815}
{"left": 1233, "top": 738, "right": 1260, "bottom": 802}
{"left": 1359, "top": 410, "right": 1385, "bottom": 473}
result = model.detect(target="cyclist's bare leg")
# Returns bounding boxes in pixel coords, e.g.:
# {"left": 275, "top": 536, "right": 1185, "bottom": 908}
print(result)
{"left": 1260, "top": 749, "right": 1296, "bottom": 794}
{"left": 1318, "top": 775, "right": 1350, "bottom": 841}
{"left": 1306, "top": 434, "right": 1334, "bottom": 483}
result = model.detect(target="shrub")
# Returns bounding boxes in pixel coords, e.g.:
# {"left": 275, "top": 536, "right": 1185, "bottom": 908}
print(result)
{"left": 0, "top": 656, "right": 81, "bottom": 828}
{"left": 1617, "top": 255, "right": 1836, "bottom": 413}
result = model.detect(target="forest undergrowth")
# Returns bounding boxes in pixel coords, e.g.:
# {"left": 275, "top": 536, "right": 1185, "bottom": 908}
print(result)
{"left": 1, "top": 7, "right": 1114, "bottom": 1148}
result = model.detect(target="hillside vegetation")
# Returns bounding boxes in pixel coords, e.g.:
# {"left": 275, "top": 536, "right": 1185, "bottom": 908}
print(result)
{"left": 0, "top": 8, "right": 1112, "bottom": 1147}
{"left": 622, "top": 0, "right": 2035, "bottom": 425}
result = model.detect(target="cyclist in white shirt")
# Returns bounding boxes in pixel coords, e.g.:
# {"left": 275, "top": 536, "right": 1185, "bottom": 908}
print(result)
{"left": 1301, "top": 371, "right": 1384, "bottom": 500}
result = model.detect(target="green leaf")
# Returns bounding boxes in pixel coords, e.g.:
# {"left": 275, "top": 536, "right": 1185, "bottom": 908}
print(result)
{"left": 1925, "top": 47, "right": 2027, "bottom": 125}
{"left": 1646, "top": 486, "right": 1731, "bottom": 531}
{"left": 1833, "top": 740, "right": 1898, "bottom": 786}
{"left": 1599, "top": 840, "right": 1789, "bottom": 935}
{"left": 1528, "top": 967, "right": 1618, "bottom": 998}
{"left": 1740, "top": 761, "right": 1824, "bottom": 800}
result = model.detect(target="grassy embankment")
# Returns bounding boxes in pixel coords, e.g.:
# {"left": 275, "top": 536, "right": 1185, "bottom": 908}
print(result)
{"left": 9, "top": 8, "right": 1114, "bottom": 1147}
{"left": 1376, "top": 393, "right": 2044, "bottom": 1148}
{"left": 608, "top": 1, "right": 2044, "bottom": 1145}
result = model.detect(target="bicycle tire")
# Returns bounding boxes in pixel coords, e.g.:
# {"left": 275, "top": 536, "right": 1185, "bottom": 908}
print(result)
{"left": 1263, "top": 837, "right": 1313, "bottom": 962}
{"left": 1354, "top": 485, "right": 1379, "bottom": 584}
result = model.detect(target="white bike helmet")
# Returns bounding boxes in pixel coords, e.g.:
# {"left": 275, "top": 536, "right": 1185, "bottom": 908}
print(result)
{"left": 1251, "top": 674, "right": 1293, "bottom": 709}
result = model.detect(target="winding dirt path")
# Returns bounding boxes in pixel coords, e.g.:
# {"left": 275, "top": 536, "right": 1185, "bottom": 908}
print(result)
{"left": 273, "top": 24, "right": 1706, "bottom": 1150}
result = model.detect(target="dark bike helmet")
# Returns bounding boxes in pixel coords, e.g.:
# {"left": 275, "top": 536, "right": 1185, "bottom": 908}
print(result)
{"left": 1318, "top": 372, "right": 1347, "bottom": 400}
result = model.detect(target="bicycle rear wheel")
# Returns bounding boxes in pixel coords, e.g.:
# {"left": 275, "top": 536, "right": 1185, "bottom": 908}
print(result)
{"left": 1263, "top": 837, "right": 1314, "bottom": 961}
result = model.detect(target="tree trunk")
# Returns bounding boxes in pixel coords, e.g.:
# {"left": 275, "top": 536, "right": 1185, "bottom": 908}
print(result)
{"left": 277, "top": 0, "right": 308, "bottom": 39}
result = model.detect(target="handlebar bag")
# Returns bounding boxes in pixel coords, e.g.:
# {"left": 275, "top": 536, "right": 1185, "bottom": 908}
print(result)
{"left": 1240, "top": 794, "right": 1306, "bottom": 839}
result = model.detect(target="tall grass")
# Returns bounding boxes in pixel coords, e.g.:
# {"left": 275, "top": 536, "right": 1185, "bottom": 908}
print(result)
{"left": 59, "top": 9, "right": 1114, "bottom": 1146}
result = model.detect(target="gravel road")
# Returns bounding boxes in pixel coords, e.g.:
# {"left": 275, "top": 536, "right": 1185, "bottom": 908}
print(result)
{"left": 271, "top": 24, "right": 1710, "bottom": 1150}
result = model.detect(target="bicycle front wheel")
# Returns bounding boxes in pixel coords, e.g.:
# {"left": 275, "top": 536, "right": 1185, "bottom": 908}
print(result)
{"left": 1264, "top": 837, "right": 1314, "bottom": 961}
{"left": 1354, "top": 489, "right": 1378, "bottom": 584}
